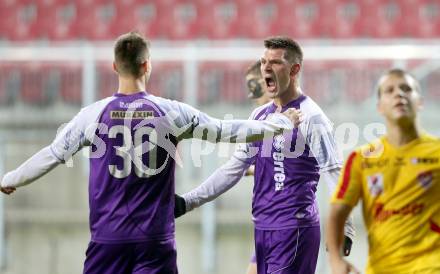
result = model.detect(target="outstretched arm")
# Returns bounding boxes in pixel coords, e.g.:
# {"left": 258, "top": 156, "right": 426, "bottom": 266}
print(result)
{"left": 0, "top": 101, "right": 105, "bottom": 192}
{"left": 1, "top": 147, "right": 60, "bottom": 191}
{"left": 170, "top": 101, "right": 301, "bottom": 143}
{"left": 327, "top": 203, "right": 360, "bottom": 274}
{"left": 183, "top": 153, "right": 252, "bottom": 212}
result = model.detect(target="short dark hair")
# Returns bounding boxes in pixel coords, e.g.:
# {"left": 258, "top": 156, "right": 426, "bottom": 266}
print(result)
{"left": 264, "top": 36, "right": 303, "bottom": 64}
{"left": 376, "top": 68, "right": 421, "bottom": 98}
{"left": 246, "top": 60, "right": 262, "bottom": 77}
{"left": 114, "top": 31, "right": 150, "bottom": 77}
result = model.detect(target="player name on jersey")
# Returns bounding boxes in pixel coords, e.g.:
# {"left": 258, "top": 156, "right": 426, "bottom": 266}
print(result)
{"left": 110, "top": 111, "right": 154, "bottom": 119}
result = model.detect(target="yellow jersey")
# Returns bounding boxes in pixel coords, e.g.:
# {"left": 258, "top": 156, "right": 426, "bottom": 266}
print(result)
{"left": 332, "top": 134, "right": 440, "bottom": 274}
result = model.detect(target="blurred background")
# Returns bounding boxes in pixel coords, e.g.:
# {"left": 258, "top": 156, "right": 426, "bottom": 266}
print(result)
{"left": 0, "top": 0, "right": 440, "bottom": 273}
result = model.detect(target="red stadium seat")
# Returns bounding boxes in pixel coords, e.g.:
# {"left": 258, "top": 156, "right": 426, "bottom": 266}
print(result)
{"left": 239, "top": 0, "right": 281, "bottom": 39}
{"left": 160, "top": 0, "right": 201, "bottom": 40}
{"left": 363, "top": 0, "right": 408, "bottom": 38}
{"left": 76, "top": 0, "right": 117, "bottom": 40}
{"left": 277, "top": 0, "right": 326, "bottom": 39}
{"left": 21, "top": 64, "right": 58, "bottom": 106}
{"left": 1, "top": 1, "right": 40, "bottom": 41}
{"left": 0, "top": 64, "right": 19, "bottom": 106}
{"left": 0, "top": 1, "right": 13, "bottom": 40}
{"left": 198, "top": 62, "right": 248, "bottom": 105}
{"left": 60, "top": 64, "right": 83, "bottom": 105}
{"left": 402, "top": 0, "right": 440, "bottom": 38}
{"left": 37, "top": 0, "right": 79, "bottom": 41}
{"left": 97, "top": 64, "right": 118, "bottom": 99}
{"left": 199, "top": 1, "right": 243, "bottom": 39}
{"left": 323, "top": 0, "right": 365, "bottom": 38}
{"left": 146, "top": 62, "right": 183, "bottom": 100}
{"left": 426, "top": 71, "right": 440, "bottom": 99}
{"left": 114, "top": 1, "right": 164, "bottom": 39}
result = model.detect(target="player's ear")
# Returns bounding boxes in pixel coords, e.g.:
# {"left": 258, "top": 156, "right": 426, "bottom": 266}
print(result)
{"left": 290, "top": 64, "right": 300, "bottom": 77}
{"left": 112, "top": 62, "right": 118, "bottom": 73}
{"left": 377, "top": 98, "right": 385, "bottom": 115}
{"left": 141, "top": 61, "right": 148, "bottom": 75}
{"left": 416, "top": 92, "right": 423, "bottom": 111}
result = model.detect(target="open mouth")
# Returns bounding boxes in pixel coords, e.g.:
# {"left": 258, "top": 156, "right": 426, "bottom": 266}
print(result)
{"left": 265, "top": 76, "right": 276, "bottom": 92}
{"left": 394, "top": 101, "right": 407, "bottom": 108}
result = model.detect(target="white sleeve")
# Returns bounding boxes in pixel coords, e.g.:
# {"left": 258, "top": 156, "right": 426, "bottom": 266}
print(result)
{"left": 321, "top": 168, "right": 356, "bottom": 239}
{"left": 1, "top": 98, "right": 112, "bottom": 189}
{"left": 303, "top": 113, "right": 342, "bottom": 171}
{"left": 1, "top": 147, "right": 60, "bottom": 188}
{"left": 182, "top": 144, "right": 256, "bottom": 211}
{"left": 169, "top": 101, "right": 293, "bottom": 142}
{"left": 1, "top": 109, "right": 89, "bottom": 188}
{"left": 50, "top": 109, "right": 91, "bottom": 163}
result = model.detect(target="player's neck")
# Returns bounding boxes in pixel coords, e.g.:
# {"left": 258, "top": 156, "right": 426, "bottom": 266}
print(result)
{"left": 273, "top": 85, "right": 302, "bottom": 108}
{"left": 117, "top": 76, "right": 146, "bottom": 95}
{"left": 386, "top": 121, "right": 420, "bottom": 147}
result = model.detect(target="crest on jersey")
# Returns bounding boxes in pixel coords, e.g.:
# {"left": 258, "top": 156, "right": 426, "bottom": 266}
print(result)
{"left": 367, "top": 173, "right": 384, "bottom": 197}
{"left": 273, "top": 135, "right": 285, "bottom": 151}
{"left": 418, "top": 171, "right": 433, "bottom": 190}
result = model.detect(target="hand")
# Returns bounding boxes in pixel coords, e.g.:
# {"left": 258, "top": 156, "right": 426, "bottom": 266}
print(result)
{"left": 174, "top": 194, "right": 186, "bottom": 218}
{"left": 0, "top": 186, "right": 16, "bottom": 195}
{"left": 281, "top": 108, "right": 303, "bottom": 128}
{"left": 330, "top": 257, "right": 360, "bottom": 274}
{"left": 325, "top": 236, "right": 352, "bottom": 256}
{"left": 244, "top": 166, "right": 255, "bottom": 176}
{"left": 343, "top": 236, "right": 353, "bottom": 256}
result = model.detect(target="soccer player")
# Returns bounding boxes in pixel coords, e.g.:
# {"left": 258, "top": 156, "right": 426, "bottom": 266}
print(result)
{"left": 0, "top": 32, "right": 302, "bottom": 274}
{"left": 175, "top": 36, "right": 355, "bottom": 274}
{"left": 246, "top": 60, "right": 271, "bottom": 107}
{"left": 327, "top": 69, "right": 440, "bottom": 274}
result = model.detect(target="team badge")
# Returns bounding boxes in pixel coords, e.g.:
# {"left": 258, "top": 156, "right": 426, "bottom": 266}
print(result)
{"left": 418, "top": 171, "right": 433, "bottom": 189}
{"left": 367, "top": 173, "right": 384, "bottom": 197}
{"left": 273, "top": 135, "right": 285, "bottom": 151}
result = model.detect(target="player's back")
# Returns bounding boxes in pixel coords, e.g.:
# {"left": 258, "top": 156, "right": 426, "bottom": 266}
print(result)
{"left": 89, "top": 92, "right": 178, "bottom": 244}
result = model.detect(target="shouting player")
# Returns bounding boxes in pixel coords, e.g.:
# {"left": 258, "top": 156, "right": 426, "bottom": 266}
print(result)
{"left": 327, "top": 69, "right": 440, "bottom": 274}
{"left": 175, "top": 37, "right": 355, "bottom": 274}
{"left": 0, "top": 32, "right": 302, "bottom": 274}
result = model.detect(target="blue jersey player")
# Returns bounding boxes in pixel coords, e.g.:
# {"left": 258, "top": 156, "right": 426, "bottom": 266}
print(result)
{"left": 0, "top": 32, "right": 302, "bottom": 274}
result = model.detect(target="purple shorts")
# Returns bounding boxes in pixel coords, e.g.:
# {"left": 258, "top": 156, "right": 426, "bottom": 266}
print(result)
{"left": 254, "top": 226, "right": 320, "bottom": 274}
{"left": 83, "top": 239, "right": 178, "bottom": 274}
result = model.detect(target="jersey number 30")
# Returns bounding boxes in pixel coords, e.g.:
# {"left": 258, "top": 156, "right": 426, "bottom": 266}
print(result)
{"left": 108, "top": 125, "right": 160, "bottom": 179}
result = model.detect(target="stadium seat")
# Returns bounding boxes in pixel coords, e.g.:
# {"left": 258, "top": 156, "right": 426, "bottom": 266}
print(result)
{"left": 324, "top": 0, "right": 365, "bottom": 38}
{"left": 200, "top": 1, "right": 243, "bottom": 39}
{"left": 21, "top": 64, "right": 57, "bottom": 106}
{"left": 277, "top": 0, "right": 325, "bottom": 39}
{"left": 60, "top": 65, "right": 83, "bottom": 105}
{"left": 161, "top": 0, "right": 200, "bottom": 40}
{"left": 76, "top": 0, "right": 116, "bottom": 40}
{"left": 0, "top": 64, "right": 20, "bottom": 106}
{"left": 238, "top": 0, "right": 281, "bottom": 39}
{"left": 363, "top": 0, "right": 408, "bottom": 38}
{"left": 97, "top": 64, "right": 118, "bottom": 99}
{"left": 197, "top": 62, "right": 248, "bottom": 105}
{"left": 114, "top": 1, "right": 164, "bottom": 39}
{"left": 402, "top": 0, "right": 440, "bottom": 38}
{"left": 146, "top": 62, "right": 183, "bottom": 100}
{"left": 40, "top": 0, "right": 79, "bottom": 41}
{"left": 1, "top": 1, "right": 40, "bottom": 41}
{"left": 426, "top": 71, "right": 440, "bottom": 99}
